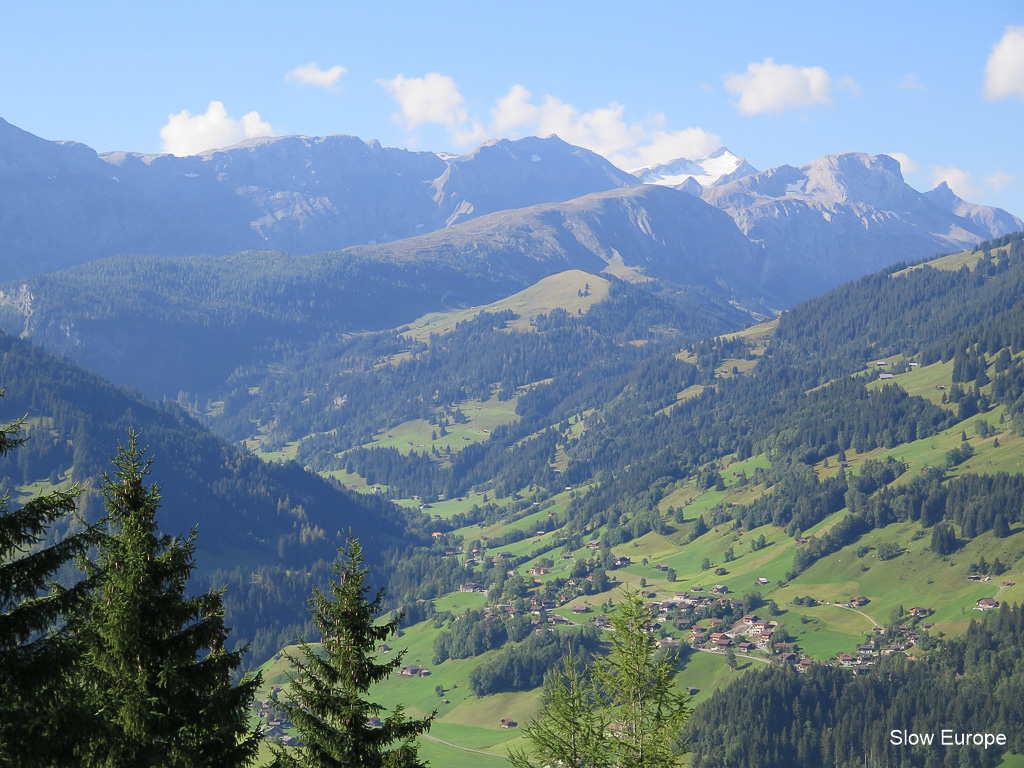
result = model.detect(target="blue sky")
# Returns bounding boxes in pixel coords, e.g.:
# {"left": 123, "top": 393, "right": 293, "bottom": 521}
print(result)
{"left": 4, "top": 1, "right": 1024, "bottom": 216}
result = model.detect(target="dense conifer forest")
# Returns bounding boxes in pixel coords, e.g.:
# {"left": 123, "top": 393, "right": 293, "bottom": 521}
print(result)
{"left": 688, "top": 606, "right": 1024, "bottom": 768}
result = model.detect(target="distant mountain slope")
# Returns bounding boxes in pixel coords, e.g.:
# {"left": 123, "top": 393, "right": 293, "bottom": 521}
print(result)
{"left": 0, "top": 183, "right": 758, "bottom": 398}
{"left": 0, "top": 329, "right": 405, "bottom": 560}
{"left": 430, "top": 136, "right": 638, "bottom": 227}
{"left": 0, "top": 118, "right": 634, "bottom": 280}
{"left": 345, "top": 183, "right": 758, "bottom": 293}
{"left": 703, "top": 152, "right": 1023, "bottom": 302}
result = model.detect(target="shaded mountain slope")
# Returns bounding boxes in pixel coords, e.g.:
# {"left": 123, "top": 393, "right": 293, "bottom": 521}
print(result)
{"left": 0, "top": 183, "right": 756, "bottom": 399}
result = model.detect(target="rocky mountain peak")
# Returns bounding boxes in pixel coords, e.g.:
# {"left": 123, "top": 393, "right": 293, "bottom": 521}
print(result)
{"left": 629, "top": 146, "right": 758, "bottom": 190}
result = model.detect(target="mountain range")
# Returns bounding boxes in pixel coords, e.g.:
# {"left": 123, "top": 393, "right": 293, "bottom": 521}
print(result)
{"left": 1, "top": 117, "right": 1019, "bottom": 307}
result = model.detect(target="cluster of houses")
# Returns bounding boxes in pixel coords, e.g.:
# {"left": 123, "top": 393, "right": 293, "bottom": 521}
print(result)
{"left": 255, "top": 687, "right": 298, "bottom": 746}
{"left": 688, "top": 613, "right": 779, "bottom": 652}
{"left": 479, "top": 601, "right": 576, "bottom": 632}
{"left": 398, "top": 665, "right": 431, "bottom": 677}
{"left": 821, "top": 608, "right": 940, "bottom": 672}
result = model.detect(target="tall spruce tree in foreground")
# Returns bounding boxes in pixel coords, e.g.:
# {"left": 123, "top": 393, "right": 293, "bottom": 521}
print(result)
{"left": 76, "top": 432, "right": 261, "bottom": 767}
{"left": 511, "top": 588, "right": 690, "bottom": 768}
{"left": 271, "top": 536, "right": 434, "bottom": 768}
{"left": 507, "top": 648, "right": 610, "bottom": 768}
{"left": 596, "top": 588, "right": 691, "bottom": 768}
{"left": 0, "top": 408, "right": 87, "bottom": 766}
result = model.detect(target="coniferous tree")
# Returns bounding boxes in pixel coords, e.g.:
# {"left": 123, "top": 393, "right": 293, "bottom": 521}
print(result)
{"left": 511, "top": 590, "right": 690, "bottom": 768}
{"left": 272, "top": 536, "right": 434, "bottom": 768}
{"left": 689, "top": 515, "right": 709, "bottom": 542}
{"left": 595, "top": 588, "right": 691, "bottom": 768}
{"left": 930, "top": 522, "right": 958, "bottom": 556}
{"left": 507, "top": 648, "right": 610, "bottom": 768}
{"left": 0, "top": 410, "right": 87, "bottom": 766}
{"left": 75, "top": 432, "right": 261, "bottom": 767}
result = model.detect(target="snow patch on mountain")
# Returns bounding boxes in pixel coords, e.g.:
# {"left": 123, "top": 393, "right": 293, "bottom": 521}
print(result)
{"left": 630, "top": 147, "right": 758, "bottom": 190}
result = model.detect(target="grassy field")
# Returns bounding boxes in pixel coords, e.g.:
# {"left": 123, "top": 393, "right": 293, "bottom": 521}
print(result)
{"left": 890, "top": 243, "right": 1010, "bottom": 278}
{"left": 722, "top": 316, "right": 779, "bottom": 343}
{"left": 401, "top": 270, "right": 610, "bottom": 342}
{"left": 250, "top": 439, "right": 301, "bottom": 463}
{"left": 998, "top": 751, "right": 1024, "bottom": 768}
{"left": 358, "top": 394, "right": 521, "bottom": 458}
{"left": 865, "top": 359, "right": 955, "bottom": 407}
{"left": 11, "top": 467, "right": 75, "bottom": 505}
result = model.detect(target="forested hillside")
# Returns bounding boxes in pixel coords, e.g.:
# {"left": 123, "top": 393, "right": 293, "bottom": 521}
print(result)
{"left": 688, "top": 607, "right": 1024, "bottom": 768}
{"left": 254, "top": 232, "right": 1024, "bottom": 764}
{"left": 0, "top": 331, "right": 413, "bottom": 662}
{"left": 5, "top": 227, "right": 1024, "bottom": 765}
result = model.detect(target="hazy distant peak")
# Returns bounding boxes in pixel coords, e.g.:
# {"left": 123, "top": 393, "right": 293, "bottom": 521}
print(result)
{"left": 923, "top": 180, "right": 1024, "bottom": 235}
{"left": 630, "top": 147, "right": 758, "bottom": 190}
{"left": 924, "top": 180, "right": 960, "bottom": 205}
{"left": 678, "top": 176, "right": 705, "bottom": 196}
{"left": 708, "top": 151, "right": 913, "bottom": 210}
{"left": 799, "top": 151, "right": 909, "bottom": 207}
{"left": 451, "top": 135, "right": 583, "bottom": 163}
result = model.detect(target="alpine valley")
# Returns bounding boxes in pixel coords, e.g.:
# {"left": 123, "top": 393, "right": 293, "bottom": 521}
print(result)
{"left": 3, "top": 117, "right": 1024, "bottom": 767}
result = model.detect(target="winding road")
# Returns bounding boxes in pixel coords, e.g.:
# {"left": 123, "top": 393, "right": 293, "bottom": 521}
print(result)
{"left": 422, "top": 733, "right": 514, "bottom": 761}
{"left": 833, "top": 603, "right": 881, "bottom": 628}
{"left": 696, "top": 647, "right": 771, "bottom": 664}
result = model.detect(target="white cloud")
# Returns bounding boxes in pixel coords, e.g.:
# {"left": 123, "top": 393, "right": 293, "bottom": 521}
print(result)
{"left": 159, "top": 101, "right": 273, "bottom": 157}
{"left": 379, "top": 77, "right": 721, "bottom": 169}
{"left": 986, "top": 171, "right": 1014, "bottom": 192}
{"left": 896, "top": 73, "right": 924, "bottom": 90}
{"left": 931, "top": 166, "right": 983, "bottom": 198}
{"left": 379, "top": 73, "right": 467, "bottom": 130}
{"left": 617, "top": 127, "right": 722, "bottom": 170}
{"left": 985, "top": 25, "right": 1024, "bottom": 101}
{"left": 838, "top": 76, "right": 862, "bottom": 97}
{"left": 930, "top": 165, "right": 1015, "bottom": 200}
{"left": 886, "top": 152, "right": 920, "bottom": 176}
{"left": 535, "top": 97, "right": 645, "bottom": 159}
{"left": 489, "top": 84, "right": 539, "bottom": 134}
{"left": 286, "top": 62, "right": 347, "bottom": 90}
{"left": 724, "top": 58, "right": 840, "bottom": 115}
{"left": 492, "top": 88, "right": 721, "bottom": 167}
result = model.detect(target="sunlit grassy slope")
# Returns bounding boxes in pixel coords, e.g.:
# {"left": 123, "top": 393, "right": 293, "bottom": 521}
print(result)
{"left": 890, "top": 242, "right": 1011, "bottom": 277}
{"left": 401, "top": 270, "right": 610, "bottom": 342}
